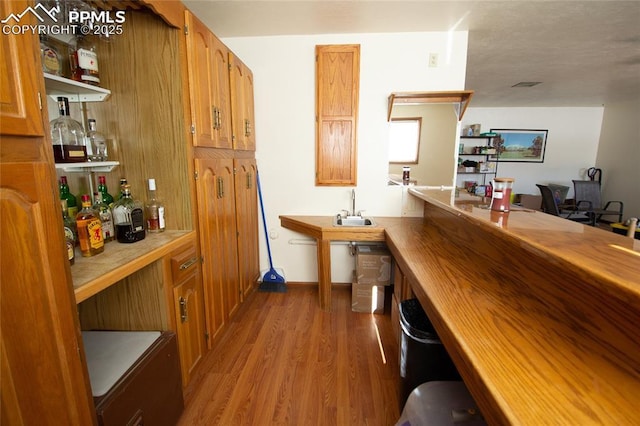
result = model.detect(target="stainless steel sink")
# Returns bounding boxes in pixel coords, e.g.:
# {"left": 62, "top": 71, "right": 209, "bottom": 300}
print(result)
{"left": 333, "top": 215, "right": 376, "bottom": 227}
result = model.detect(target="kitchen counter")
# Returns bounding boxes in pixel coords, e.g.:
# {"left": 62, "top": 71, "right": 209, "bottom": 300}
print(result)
{"left": 280, "top": 188, "right": 639, "bottom": 424}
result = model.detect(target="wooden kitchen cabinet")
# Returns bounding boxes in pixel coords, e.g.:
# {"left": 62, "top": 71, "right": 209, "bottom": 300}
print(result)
{"left": 170, "top": 243, "right": 206, "bottom": 387}
{"left": 194, "top": 157, "right": 241, "bottom": 346}
{"left": 185, "top": 10, "right": 233, "bottom": 149}
{"left": 0, "top": 1, "right": 97, "bottom": 423}
{"left": 315, "top": 44, "right": 360, "bottom": 186}
{"left": 234, "top": 158, "right": 260, "bottom": 298}
{"left": 229, "top": 53, "right": 256, "bottom": 151}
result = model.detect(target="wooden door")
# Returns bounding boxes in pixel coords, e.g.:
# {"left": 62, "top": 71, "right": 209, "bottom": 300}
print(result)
{"left": 315, "top": 44, "right": 360, "bottom": 186}
{"left": 229, "top": 53, "right": 254, "bottom": 151}
{"left": 185, "top": 11, "right": 215, "bottom": 147}
{"left": 194, "top": 157, "right": 240, "bottom": 343}
{"left": 243, "top": 68, "right": 256, "bottom": 151}
{"left": 234, "top": 159, "right": 259, "bottom": 299}
{"left": 194, "top": 158, "right": 227, "bottom": 345}
{"left": 172, "top": 253, "right": 206, "bottom": 387}
{"left": 210, "top": 34, "right": 233, "bottom": 149}
{"left": 1, "top": 1, "right": 97, "bottom": 423}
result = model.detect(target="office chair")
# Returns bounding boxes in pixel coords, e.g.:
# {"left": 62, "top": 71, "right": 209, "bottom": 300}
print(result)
{"left": 536, "top": 184, "right": 593, "bottom": 225}
{"left": 572, "top": 180, "right": 624, "bottom": 224}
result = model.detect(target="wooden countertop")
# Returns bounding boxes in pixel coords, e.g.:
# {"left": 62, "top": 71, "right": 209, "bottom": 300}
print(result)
{"left": 72, "top": 230, "right": 195, "bottom": 303}
{"left": 280, "top": 190, "right": 640, "bottom": 424}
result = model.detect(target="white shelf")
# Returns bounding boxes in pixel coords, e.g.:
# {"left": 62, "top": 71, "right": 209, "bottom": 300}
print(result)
{"left": 55, "top": 161, "right": 119, "bottom": 173}
{"left": 44, "top": 73, "right": 111, "bottom": 103}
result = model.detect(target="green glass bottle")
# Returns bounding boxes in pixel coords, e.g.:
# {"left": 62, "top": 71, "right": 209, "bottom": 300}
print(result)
{"left": 59, "top": 176, "right": 78, "bottom": 217}
{"left": 97, "top": 175, "right": 114, "bottom": 207}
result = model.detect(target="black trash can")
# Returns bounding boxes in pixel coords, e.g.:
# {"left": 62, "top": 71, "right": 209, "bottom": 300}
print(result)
{"left": 399, "top": 299, "right": 461, "bottom": 409}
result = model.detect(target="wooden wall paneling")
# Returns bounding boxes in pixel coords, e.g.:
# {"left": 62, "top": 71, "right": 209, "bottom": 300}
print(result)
{"left": 86, "top": 10, "right": 191, "bottom": 230}
{"left": 77, "top": 262, "right": 169, "bottom": 331}
{"left": 315, "top": 44, "right": 360, "bottom": 186}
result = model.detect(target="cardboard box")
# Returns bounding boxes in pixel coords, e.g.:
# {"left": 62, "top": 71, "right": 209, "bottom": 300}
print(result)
{"left": 356, "top": 245, "right": 391, "bottom": 285}
{"left": 351, "top": 272, "right": 385, "bottom": 314}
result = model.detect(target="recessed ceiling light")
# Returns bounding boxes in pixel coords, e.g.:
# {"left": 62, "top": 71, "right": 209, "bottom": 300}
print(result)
{"left": 512, "top": 82, "right": 542, "bottom": 87}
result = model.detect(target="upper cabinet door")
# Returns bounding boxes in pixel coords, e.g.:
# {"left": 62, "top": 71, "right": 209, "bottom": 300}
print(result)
{"left": 229, "top": 53, "right": 255, "bottom": 151}
{"left": 315, "top": 44, "right": 360, "bottom": 186}
{"left": 0, "top": 1, "right": 44, "bottom": 137}
{"left": 210, "top": 34, "right": 232, "bottom": 149}
{"left": 185, "top": 11, "right": 232, "bottom": 149}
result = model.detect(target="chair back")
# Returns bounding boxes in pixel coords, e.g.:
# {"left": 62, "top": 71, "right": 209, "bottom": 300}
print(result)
{"left": 573, "top": 180, "right": 602, "bottom": 209}
{"left": 536, "top": 184, "right": 560, "bottom": 215}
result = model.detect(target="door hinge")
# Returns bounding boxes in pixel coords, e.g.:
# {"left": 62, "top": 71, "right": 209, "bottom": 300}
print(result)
{"left": 194, "top": 170, "right": 199, "bottom": 180}
{"left": 184, "top": 25, "right": 188, "bottom": 35}
{"left": 190, "top": 124, "right": 196, "bottom": 134}
{"left": 205, "top": 331, "right": 210, "bottom": 341}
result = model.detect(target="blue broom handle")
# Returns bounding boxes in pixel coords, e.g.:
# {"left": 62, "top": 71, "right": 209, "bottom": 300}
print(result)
{"left": 256, "top": 170, "right": 275, "bottom": 269}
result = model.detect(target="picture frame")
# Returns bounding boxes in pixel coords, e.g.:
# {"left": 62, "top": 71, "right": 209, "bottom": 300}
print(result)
{"left": 490, "top": 129, "right": 548, "bottom": 162}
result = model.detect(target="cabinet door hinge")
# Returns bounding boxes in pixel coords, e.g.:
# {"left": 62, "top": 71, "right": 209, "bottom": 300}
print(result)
{"left": 37, "top": 92, "right": 42, "bottom": 110}
{"left": 194, "top": 170, "right": 199, "bottom": 180}
{"left": 184, "top": 25, "right": 189, "bottom": 35}
{"left": 190, "top": 124, "right": 196, "bottom": 134}
{"left": 205, "top": 331, "right": 210, "bottom": 341}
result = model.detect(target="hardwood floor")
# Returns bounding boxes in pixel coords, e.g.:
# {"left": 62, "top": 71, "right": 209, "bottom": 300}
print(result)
{"left": 178, "top": 285, "right": 400, "bottom": 425}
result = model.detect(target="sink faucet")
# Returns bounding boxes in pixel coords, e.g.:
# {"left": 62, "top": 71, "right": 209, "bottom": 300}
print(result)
{"left": 351, "top": 189, "right": 356, "bottom": 217}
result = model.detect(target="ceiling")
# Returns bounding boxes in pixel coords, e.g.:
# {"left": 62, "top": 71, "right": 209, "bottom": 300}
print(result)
{"left": 183, "top": 1, "right": 640, "bottom": 107}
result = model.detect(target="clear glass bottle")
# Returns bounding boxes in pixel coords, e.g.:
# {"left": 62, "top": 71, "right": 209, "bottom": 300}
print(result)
{"left": 145, "top": 178, "right": 165, "bottom": 233}
{"left": 76, "top": 194, "right": 104, "bottom": 257}
{"left": 98, "top": 175, "right": 114, "bottom": 208}
{"left": 70, "top": 36, "right": 100, "bottom": 86}
{"left": 50, "top": 97, "right": 87, "bottom": 163}
{"left": 59, "top": 176, "right": 78, "bottom": 218}
{"left": 93, "top": 192, "right": 114, "bottom": 243}
{"left": 87, "top": 119, "right": 108, "bottom": 161}
{"left": 61, "top": 200, "right": 75, "bottom": 265}
{"left": 112, "top": 184, "right": 146, "bottom": 243}
{"left": 40, "top": 35, "right": 61, "bottom": 76}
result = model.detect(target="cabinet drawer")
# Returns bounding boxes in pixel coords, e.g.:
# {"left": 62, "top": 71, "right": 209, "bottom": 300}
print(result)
{"left": 171, "top": 245, "right": 199, "bottom": 283}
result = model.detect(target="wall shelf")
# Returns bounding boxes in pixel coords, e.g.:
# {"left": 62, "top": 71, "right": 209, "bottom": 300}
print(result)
{"left": 44, "top": 73, "right": 111, "bottom": 103}
{"left": 387, "top": 90, "right": 474, "bottom": 121}
{"left": 55, "top": 161, "right": 119, "bottom": 173}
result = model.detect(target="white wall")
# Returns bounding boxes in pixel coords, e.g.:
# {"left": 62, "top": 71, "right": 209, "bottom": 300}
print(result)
{"left": 596, "top": 99, "right": 640, "bottom": 220}
{"left": 224, "top": 32, "right": 468, "bottom": 283}
{"left": 461, "top": 107, "right": 604, "bottom": 198}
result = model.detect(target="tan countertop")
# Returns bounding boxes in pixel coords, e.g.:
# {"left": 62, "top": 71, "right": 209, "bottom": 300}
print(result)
{"left": 280, "top": 189, "right": 640, "bottom": 424}
{"left": 72, "top": 230, "right": 195, "bottom": 303}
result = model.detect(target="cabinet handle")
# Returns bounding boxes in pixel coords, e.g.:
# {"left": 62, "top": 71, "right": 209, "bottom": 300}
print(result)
{"left": 217, "top": 176, "right": 224, "bottom": 198}
{"left": 212, "top": 106, "right": 217, "bottom": 130}
{"left": 179, "top": 297, "right": 188, "bottom": 323}
{"left": 244, "top": 119, "right": 251, "bottom": 136}
{"left": 216, "top": 108, "right": 222, "bottom": 130}
{"left": 179, "top": 256, "right": 198, "bottom": 271}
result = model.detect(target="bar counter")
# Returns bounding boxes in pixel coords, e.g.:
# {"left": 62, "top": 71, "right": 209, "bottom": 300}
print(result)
{"left": 281, "top": 188, "right": 639, "bottom": 424}
{"left": 391, "top": 188, "right": 639, "bottom": 424}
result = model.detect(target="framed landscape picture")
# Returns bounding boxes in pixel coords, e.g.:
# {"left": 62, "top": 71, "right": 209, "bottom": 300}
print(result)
{"left": 490, "top": 129, "right": 548, "bottom": 162}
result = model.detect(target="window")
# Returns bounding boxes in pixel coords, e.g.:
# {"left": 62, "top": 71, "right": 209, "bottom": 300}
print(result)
{"left": 388, "top": 118, "right": 421, "bottom": 163}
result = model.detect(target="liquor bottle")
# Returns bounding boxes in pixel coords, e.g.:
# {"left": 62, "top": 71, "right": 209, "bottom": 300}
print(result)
{"left": 112, "top": 185, "right": 146, "bottom": 243}
{"left": 70, "top": 36, "right": 100, "bottom": 86}
{"left": 145, "top": 179, "right": 165, "bottom": 233}
{"left": 59, "top": 176, "right": 78, "bottom": 218}
{"left": 76, "top": 194, "right": 104, "bottom": 257}
{"left": 117, "top": 178, "right": 128, "bottom": 200}
{"left": 93, "top": 192, "right": 114, "bottom": 243}
{"left": 40, "top": 35, "right": 61, "bottom": 76}
{"left": 50, "top": 97, "right": 87, "bottom": 163}
{"left": 97, "top": 175, "right": 114, "bottom": 207}
{"left": 61, "top": 200, "right": 75, "bottom": 265}
{"left": 87, "top": 119, "right": 108, "bottom": 161}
